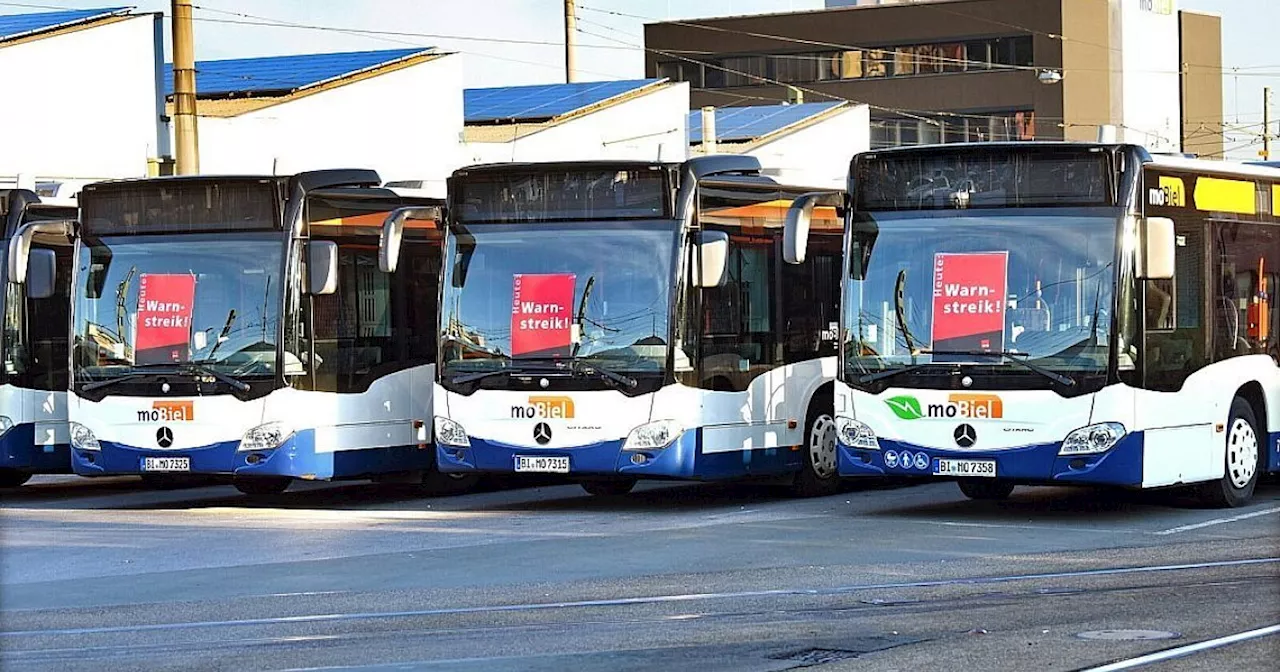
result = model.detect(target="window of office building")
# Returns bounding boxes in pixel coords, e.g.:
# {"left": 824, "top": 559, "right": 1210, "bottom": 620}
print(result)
{"left": 654, "top": 34, "right": 1033, "bottom": 87}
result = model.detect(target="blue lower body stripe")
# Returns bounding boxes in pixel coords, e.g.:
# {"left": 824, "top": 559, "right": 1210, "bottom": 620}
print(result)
{"left": 837, "top": 432, "right": 1145, "bottom": 486}
{"left": 437, "top": 429, "right": 801, "bottom": 481}
{"left": 71, "top": 428, "right": 435, "bottom": 480}
{"left": 0, "top": 423, "right": 71, "bottom": 474}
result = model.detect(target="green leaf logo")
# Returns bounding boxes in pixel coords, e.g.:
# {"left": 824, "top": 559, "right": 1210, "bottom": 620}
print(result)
{"left": 885, "top": 395, "right": 924, "bottom": 420}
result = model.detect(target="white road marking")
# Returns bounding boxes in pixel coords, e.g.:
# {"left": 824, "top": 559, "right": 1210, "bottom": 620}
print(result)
{"left": 1152, "top": 505, "right": 1280, "bottom": 535}
{"left": 1080, "top": 623, "right": 1280, "bottom": 671}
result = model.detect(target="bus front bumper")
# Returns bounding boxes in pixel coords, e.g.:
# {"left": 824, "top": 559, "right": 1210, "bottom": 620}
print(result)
{"left": 437, "top": 429, "right": 755, "bottom": 480}
{"left": 71, "top": 430, "right": 434, "bottom": 480}
{"left": 837, "top": 432, "right": 1145, "bottom": 486}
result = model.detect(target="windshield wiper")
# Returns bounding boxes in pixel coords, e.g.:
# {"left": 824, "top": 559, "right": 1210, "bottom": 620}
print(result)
{"left": 449, "top": 366, "right": 524, "bottom": 385}
{"left": 182, "top": 361, "right": 252, "bottom": 392}
{"left": 922, "top": 350, "right": 1076, "bottom": 387}
{"left": 449, "top": 358, "right": 637, "bottom": 389}
{"left": 857, "top": 362, "right": 949, "bottom": 385}
{"left": 571, "top": 360, "right": 638, "bottom": 389}
{"left": 80, "top": 362, "right": 250, "bottom": 393}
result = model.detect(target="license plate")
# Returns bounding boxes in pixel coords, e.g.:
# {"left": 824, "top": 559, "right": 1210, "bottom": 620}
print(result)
{"left": 142, "top": 457, "right": 190, "bottom": 472}
{"left": 933, "top": 458, "right": 996, "bottom": 478}
{"left": 514, "top": 456, "right": 569, "bottom": 473}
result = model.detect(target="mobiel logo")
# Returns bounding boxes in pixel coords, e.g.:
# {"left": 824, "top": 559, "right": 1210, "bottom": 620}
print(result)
{"left": 511, "top": 396, "right": 575, "bottom": 420}
{"left": 885, "top": 394, "right": 1003, "bottom": 421}
{"left": 137, "top": 400, "right": 195, "bottom": 423}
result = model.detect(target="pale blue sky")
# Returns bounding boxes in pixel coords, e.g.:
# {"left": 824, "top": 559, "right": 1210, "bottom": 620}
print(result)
{"left": 7, "top": 0, "right": 1277, "bottom": 158}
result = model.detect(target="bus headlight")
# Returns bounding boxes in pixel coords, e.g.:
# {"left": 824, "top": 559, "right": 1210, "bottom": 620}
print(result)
{"left": 69, "top": 422, "right": 100, "bottom": 451}
{"left": 0, "top": 416, "right": 13, "bottom": 438}
{"left": 239, "top": 422, "right": 293, "bottom": 452}
{"left": 836, "top": 417, "right": 879, "bottom": 450}
{"left": 623, "top": 419, "right": 682, "bottom": 451}
{"left": 434, "top": 416, "right": 470, "bottom": 448}
{"left": 1060, "top": 422, "right": 1126, "bottom": 456}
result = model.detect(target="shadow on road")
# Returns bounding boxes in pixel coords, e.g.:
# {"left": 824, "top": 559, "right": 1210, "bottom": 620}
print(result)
{"left": 867, "top": 480, "right": 1280, "bottom": 522}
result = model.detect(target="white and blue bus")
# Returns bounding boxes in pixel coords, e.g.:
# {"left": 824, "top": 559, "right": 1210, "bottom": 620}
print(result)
{"left": 785, "top": 142, "right": 1279, "bottom": 507}
{"left": 5, "top": 170, "right": 473, "bottom": 495}
{"left": 432, "top": 157, "right": 845, "bottom": 497}
{"left": 1, "top": 189, "right": 75, "bottom": 487}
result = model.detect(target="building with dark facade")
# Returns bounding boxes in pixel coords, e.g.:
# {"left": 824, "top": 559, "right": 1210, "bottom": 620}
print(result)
{"left": 644, "top": 0, "right": 1223, "bottom": 156}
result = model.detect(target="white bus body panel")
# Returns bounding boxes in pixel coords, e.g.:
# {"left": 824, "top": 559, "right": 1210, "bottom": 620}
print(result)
{"left": 836, "top": 356, "right": 1279, "bottom": 487}
{"left": 436, "top": 357, "right": 834, "bottom": 479}
{"left": 69, "top": 365, "right": 435, "bottom": 479}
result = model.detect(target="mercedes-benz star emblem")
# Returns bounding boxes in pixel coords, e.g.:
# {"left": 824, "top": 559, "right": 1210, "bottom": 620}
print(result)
{"left": 156, "top": 427, "right": 174, "bottom": 448}
{"left": 533, "top": 422, "right": 552, "bottom": 445}
{"left": 953, "top": 423, "right": 977, "bottom": 448}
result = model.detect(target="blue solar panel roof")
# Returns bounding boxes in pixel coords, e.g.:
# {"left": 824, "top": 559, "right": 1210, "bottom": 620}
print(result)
{"left": 465, "top": 79, "right": 664, "bottom": 124}
{"left": 689, "top": 102, "right": 845, "bottom": 144}
{"left": 0, "top": 7, "right": 129, "bottom": 41}
{"left": 163, "top": 48, "right": 431, "bottom": 98}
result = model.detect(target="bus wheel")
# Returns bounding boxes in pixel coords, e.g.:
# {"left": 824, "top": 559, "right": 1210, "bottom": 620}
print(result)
{"left": 791, "top": 395, "right": 840, "bottom": 498}
{"left": 0, "top": 469, "right": 32, "bottom": 488}
{"left": 233, "top": 477, "right": 291, "bottom": 496}
{"left": 580, "top": 479, "right": 636, "bottom": 497}
{"left": 1197, "top": 397, "right": 1261, "bottom": 508}
{"left": 421, "top": 469, "right": 479, "bottom": 496}
{"left": 958, "top": 479, "right": 1015, "bottom": 501}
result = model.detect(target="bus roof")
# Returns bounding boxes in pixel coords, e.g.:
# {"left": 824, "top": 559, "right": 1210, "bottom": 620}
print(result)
{"left": 1146, "top": 154, "right": 1280, "bottom": 180}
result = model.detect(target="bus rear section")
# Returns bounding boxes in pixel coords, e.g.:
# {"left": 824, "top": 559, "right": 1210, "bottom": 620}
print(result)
{"left": 56, "top": 171, "right": 469, "bottom": 495}
{"left": 1, "top": 189, "right": 74, "bottom": 487}
{"left": 433, "top": 158, "right": 845, "bottom": 497}
{"left": 786, "top": 142, "right": 1279, "bottom": 507}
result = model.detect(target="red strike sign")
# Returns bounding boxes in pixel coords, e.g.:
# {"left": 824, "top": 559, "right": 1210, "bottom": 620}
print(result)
{"left": 511, "top": 273, "right": 575, "bottom": 358}
{"left": 136, "top": 274, "right": 195, "bottom": 365}
{"left": 931, "top": 252, "right": 1008, "bottom": 354}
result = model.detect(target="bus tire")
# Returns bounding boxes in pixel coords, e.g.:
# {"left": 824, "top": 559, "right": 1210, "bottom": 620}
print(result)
{"left": 1196, "top": 397, "right": 1261, "bottom": 509}
{"left": 791, "top": 390, "right": 840, "bottom": 498}
{"left": 421, "top": 469, "right": 479, "bottom": 496}
{"left": 958, "top": 479, "right": 1015, "bottom": 501}
{"left": 233, "top": 476, "right": 291, "bottom": 496}
{"left": 0, "top": 469, "right": 32, "bottom": 488}
{"left": 580, "top": 479, "right": 637, "bottom": 497}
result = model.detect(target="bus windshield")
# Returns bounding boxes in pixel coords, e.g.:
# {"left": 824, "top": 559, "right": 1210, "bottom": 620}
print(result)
{"left": 72, "top": 232, "right": 284, "bottom": 386}
{"left": 440, "top": 221, "right": 677, "bottom": 381}
{"left": 844, "top": 208, "right": 1119, "bottom": 387}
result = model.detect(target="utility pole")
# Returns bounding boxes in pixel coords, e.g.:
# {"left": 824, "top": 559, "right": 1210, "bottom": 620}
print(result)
{"left": 564, "top": 0, "right": 577, "bottom": 83}
{"left": 1263, "top": 86, "right": 1272, "bottom": 161}
{"left": 172, "top": 0, "right": 200, "bottom": 174}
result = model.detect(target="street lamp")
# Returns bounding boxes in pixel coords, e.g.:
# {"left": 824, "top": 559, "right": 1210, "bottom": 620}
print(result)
{"left": 1038, "top": 69, "right": 1064, "bottom": 84}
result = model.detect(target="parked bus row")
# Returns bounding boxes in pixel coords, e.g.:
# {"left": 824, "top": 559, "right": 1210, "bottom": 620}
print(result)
{"left": 2, "top": 143, "right": 1277, "bottom": 507}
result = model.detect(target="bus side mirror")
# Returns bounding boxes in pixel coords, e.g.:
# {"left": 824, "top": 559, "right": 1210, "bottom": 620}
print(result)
{"left": 6, "top": 232, "right": 31, "bottom": 284}
{"left": 694, "top": 230, "right": 729, "bottom": 288}
{"left": 379, "top": 206, "right": 435, "bottom": 273}
{"left": 6, "top": 219, "right": 73, "bottom": 286}
{"left": 783, "top": 196, "right": 815, "bottom": 265}
{"left": 1140, "top": 216, "right": 1175, "bottom": 280}
{"left": 784, "top": 191, "right": 841, "bottom": 265}
{"left": 307, "top": 240, "right": 339, "bottom": 295}
{"left": 25, "top": 249, "right": 57, "bottom": 300}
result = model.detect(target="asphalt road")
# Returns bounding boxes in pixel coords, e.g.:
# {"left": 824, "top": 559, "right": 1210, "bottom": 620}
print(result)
{"left": 1, "top": 475, "right": 1278, "bottom": 671}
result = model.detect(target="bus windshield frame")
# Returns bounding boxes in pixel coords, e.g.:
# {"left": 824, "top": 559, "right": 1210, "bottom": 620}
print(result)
{"left": 71, "top": 230, "right": 290, "bottom": 401}
{"left": 843, "top": 145, "right": 1131, "bottom": 397}
{"left": 438, "top": 217, "right": 681, "bottom": 396}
